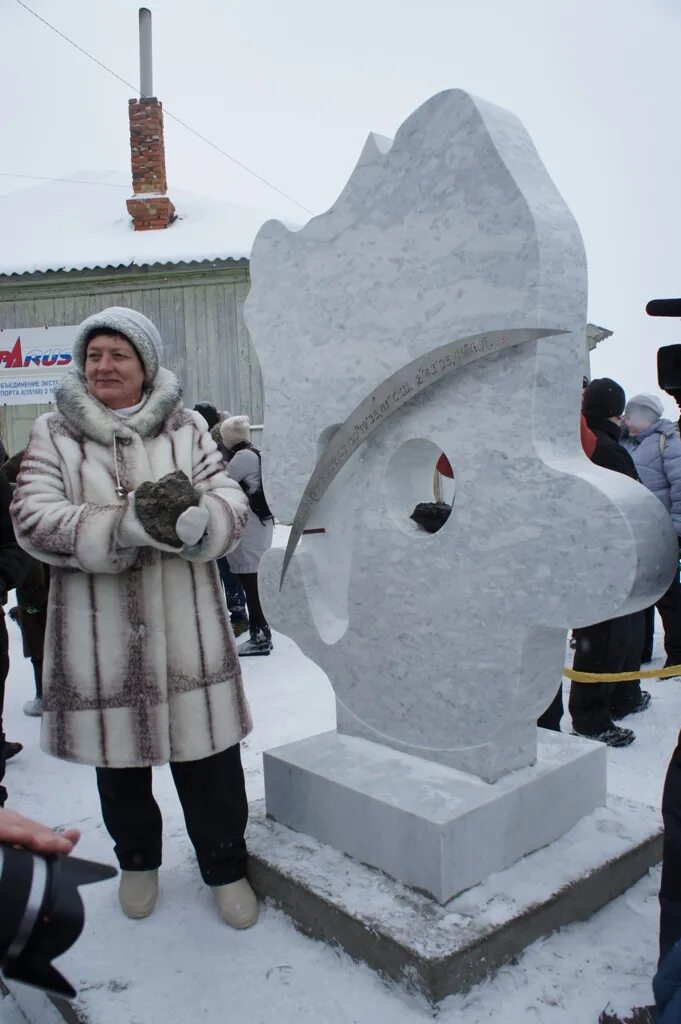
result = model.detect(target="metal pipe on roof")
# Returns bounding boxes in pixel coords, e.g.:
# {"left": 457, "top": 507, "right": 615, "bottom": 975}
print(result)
{"left": 139, "top": 8, "right": 153, "bottom": 99}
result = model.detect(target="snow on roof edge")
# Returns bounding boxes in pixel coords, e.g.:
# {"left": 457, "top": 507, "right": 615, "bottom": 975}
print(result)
{"left": 0, "top": 252, "right": 250, "bottom": 280}
{"left": 0, "top": 171, "right": 293, "bottom": 279}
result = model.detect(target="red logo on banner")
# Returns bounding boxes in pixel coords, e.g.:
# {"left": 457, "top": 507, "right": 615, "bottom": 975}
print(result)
{"left": 0, "top": 338, "right": 72, "bottom": 369}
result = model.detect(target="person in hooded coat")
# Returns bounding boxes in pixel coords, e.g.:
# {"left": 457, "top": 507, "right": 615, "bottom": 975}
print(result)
{"left": 11, "top": 307, "right": 258, "bottom": 928}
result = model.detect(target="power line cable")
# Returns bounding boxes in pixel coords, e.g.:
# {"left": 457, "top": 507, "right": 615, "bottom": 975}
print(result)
{"left": 13, "top": 0, "right": 313, "bottom": 216}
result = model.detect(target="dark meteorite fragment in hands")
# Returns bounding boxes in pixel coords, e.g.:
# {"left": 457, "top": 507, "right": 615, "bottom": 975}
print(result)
{"left": 135, "top": 470, "right": 200, "bottom": 546}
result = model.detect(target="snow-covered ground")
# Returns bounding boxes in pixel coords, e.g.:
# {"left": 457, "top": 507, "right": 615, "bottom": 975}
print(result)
{"left": 0, "top": 614, "right": 677, "bottom": 1024}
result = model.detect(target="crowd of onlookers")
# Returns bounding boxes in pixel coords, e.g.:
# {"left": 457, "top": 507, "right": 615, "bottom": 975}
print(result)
{"left": 193, "top": 403, "right": 274, "bottom": 656}
{"left": 538, "top": 377, "right": 681, "bottom": 752}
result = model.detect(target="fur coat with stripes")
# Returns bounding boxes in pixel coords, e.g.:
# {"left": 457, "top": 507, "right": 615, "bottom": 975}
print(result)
{"left": 10, "top": 367, "right": 252, "bottom": 768}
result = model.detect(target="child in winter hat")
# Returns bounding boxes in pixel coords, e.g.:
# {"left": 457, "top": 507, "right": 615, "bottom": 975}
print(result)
{"left": 220, "top": 415, "right": 251, "bottom": 451}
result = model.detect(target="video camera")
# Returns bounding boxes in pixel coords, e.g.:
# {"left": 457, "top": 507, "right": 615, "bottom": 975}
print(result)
{"left": 647, "top": 299, "right": 681, "bottom": 398}
{"left": 0, "top": 842, "right": 116, "bottom": 999}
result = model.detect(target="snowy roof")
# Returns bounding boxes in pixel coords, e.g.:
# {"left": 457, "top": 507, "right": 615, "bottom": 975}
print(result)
{"left": 0, "top": 171, "right": 288, "bottom": 277}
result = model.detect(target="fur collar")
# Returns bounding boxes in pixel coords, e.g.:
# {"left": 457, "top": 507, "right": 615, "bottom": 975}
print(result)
{"left": 54, "top": 367, "right": 183, "bottom": 445}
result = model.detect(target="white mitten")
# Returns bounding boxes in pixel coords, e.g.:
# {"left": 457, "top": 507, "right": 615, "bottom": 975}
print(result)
{"left": 176, "top": 505, "right": 209, "bottom": 546}
{"left": 117, "top": 494, "right": 183, "bottom": 552}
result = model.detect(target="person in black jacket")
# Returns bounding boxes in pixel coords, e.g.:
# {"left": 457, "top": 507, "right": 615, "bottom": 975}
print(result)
{"left": 567, "top": 378, "right": 648, "bottom": 747}
{"left": 3, "top": 451, "right": 49, "bottom": 717}
{"left": 0, "top": 470, "right": 28, "bottom": 805}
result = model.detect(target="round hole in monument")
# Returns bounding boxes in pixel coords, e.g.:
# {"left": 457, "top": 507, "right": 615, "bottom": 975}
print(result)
{"left": 385, "top": 438, "right": 455, "bottom": 536}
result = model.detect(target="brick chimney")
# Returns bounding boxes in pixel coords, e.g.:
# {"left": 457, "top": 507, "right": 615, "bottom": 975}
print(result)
{"left": 126, "top": 9, "right": 175, "bottom": 231}
{"left": 126, "top": 97, "right": 176, "bottom": 231}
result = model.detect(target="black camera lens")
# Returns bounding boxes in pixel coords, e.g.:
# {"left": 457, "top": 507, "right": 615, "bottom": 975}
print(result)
{"left": 0, "top": 842, "right": 116, "bottom": 999}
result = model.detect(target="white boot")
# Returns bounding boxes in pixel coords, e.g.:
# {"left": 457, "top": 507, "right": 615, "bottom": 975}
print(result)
{"left": 211, "top": 878, "right": 258, "bottom": 929}
{"left": 118, "top": 869, "right": 159, "bottom": 919}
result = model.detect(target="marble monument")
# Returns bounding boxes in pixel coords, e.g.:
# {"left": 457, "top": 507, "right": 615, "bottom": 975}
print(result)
{"left": 244, "top": 89, "right": 676, "bottom": 903}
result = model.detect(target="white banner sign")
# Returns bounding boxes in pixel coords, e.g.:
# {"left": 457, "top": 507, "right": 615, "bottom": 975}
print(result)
{"left": 0, "top": 326, "right": 77, "bottom": 405}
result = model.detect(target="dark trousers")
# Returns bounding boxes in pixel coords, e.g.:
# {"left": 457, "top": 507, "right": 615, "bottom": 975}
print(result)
{"left": 217, "top": 558, "right": 247, "bottom": 623}
{"left": 0, "top": 614, "right": 9, "bottom": 805}
{"left": 238, "top": 573, "right": 268, "bottom": 632}
{"left": 0, "top": 613, "right": 9, "bottom": 738}
{"left": 31, "top": 658, "right": 42, "bottom": 699}
{"left": 661, "top": 731, "right": 681, "bottom": 961}
{"left": 658, "top": 569, "right": 681, "bottom": 667}
{"left": 96, "top": 744, "right": 248, "bottom": 886}
{"left": 642, "top": 605, "right": 656, "bottom": 663}
{"left": 538, "top": 686, "right": 563, "bottom": 731}
{"left": 568, "top": 611, "right": 644, "bottom": 735}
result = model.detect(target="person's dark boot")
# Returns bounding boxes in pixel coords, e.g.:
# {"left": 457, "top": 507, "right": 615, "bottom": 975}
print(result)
{"left": 611, "top": 691, "right": 652, "bottom": 720}
{"left": 238, "top": 628, "right": 271, "bottom": 657}
{"left": 573, "top": 723, "right": 635, "bottom": 747}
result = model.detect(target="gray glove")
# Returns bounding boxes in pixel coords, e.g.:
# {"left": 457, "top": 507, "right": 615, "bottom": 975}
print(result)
{"left": 175, "top": 505, "right": 209, "bottom": 546}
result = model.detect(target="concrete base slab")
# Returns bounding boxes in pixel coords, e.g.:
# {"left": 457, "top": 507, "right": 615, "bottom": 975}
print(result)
{"left": 264, "top": 729, "right": 607, "bottom": 902}
{"left": 247, "top": 795, "right": 662, "bottom": 1004}
{"left": 2, "top": 796, "right": 662, "bottom": 1020}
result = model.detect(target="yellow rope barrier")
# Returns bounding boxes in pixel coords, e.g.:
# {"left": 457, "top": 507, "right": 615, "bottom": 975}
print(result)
{"left": 565, "top": 664, "right": 681, "bottom": 683}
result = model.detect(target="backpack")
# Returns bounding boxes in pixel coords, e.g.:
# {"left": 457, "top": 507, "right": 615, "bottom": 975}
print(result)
{"left": 239, "top": 447, "right": 274, "bottom": 524}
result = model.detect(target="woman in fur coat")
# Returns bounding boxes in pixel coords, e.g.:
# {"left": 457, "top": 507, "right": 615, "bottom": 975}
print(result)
{"left": 11, "top": 307, "right": 258, "bottom": 928}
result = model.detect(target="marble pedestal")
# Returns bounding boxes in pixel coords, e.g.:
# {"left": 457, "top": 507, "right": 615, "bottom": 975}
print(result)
{"left": 264, "top": 729, "right": 607, "bottom": 904}
{"left": 3, "top": 794, "right": 660, "bottom": 1021}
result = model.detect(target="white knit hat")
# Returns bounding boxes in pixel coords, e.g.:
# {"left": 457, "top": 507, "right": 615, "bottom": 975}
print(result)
{"left": 220, "top": 415, "right": 251, "bottom": 449}
{"left": 73, "top": 307, "right": 163, "bottom": 383}
{"left": 626, "top": 393, "right": 664, "bottom": 419}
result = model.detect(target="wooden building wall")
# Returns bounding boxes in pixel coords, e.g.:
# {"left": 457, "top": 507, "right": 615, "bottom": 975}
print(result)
{"left": 0, "top": 259, "right": 264, "bottom": 452}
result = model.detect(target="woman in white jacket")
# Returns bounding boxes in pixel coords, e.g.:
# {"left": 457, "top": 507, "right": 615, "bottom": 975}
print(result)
{"left": 220, "top": 416, "right": 274, "bottom": 656}
{"left": 11, "top": 307, "right": 258, "bottom": 929}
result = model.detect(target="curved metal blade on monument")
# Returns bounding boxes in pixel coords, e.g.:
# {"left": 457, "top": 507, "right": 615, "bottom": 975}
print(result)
{"left": 280, "top": 325, "right": 566, "bottom": 587}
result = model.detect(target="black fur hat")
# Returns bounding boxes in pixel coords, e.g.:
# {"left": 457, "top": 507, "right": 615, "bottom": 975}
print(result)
{"left": 582, "top": 378, "right": 625, "bottom": 419}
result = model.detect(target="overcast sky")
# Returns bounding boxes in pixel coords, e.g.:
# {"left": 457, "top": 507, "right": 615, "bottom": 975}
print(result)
{"left": 2, "top": 0, "right": 680, "bottom": 413}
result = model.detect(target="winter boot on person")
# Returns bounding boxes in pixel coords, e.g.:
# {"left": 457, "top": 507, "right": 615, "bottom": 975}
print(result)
{"left": 211, "top": 877, "right": 259, "bottom": 929}
{"left": 574, "top": 723, "right": 635, "bottom": 748}
{"left": 232, "top": 620, "right": 250, "bottom": 638}
{"left": 23, "top": 697, "right": 42, "bottom": 717}
{"left": 611, "top": 690, "right": 652, "bottom": 721}
{"left": 238, "top": 627, "right": 272, "bottom": 657}
{"left": 118, "top": 869, "right": 159, "bottom": 919}
{"left": 3, "top": 740, "right": 23, "bottom": 761}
